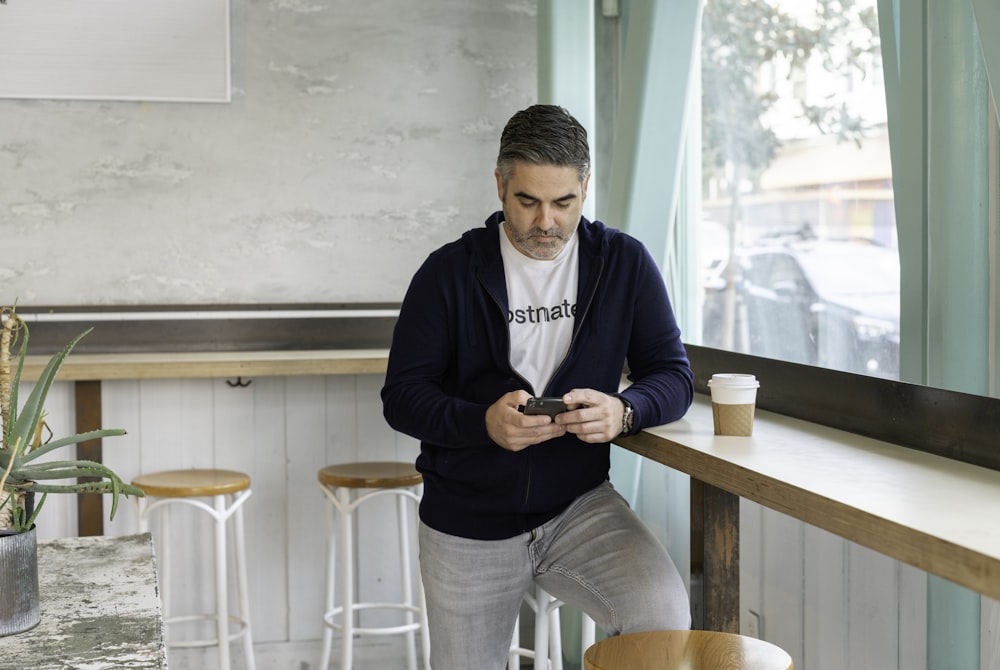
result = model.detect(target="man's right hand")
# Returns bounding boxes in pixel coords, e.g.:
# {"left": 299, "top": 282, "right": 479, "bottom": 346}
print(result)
{"left": 486, "top": 390, "right": 567, "bottom": 452}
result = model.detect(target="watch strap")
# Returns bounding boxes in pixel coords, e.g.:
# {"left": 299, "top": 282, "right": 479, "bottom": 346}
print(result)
{"left": 617, "top": 395, "right": 634, "bottom": 436}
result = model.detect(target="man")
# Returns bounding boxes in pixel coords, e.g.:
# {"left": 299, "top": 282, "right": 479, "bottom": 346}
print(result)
{"left": 382, "top": 104, "right": 692, "bottom": 668}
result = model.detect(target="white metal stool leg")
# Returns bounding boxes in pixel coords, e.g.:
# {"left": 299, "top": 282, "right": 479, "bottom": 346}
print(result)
{"left": 137, "top": 498, "right": 174, "bottom": 619}
{"left": 162, "top": 505, "right": 172, "bottom": 619}
{"left": 580, "top": 613, "right": 596, "bottom": 659}
{"left": 533, "top": 587, "right": 550, "bottom": 670}
{"left": 544, "top": 592, "right": 562, "bottom": 670}
{"left": 232, "top": 500, "right": 256, "bottom": 670}
{"left": 338, "top": 485, "right": 355, "bottom": 670}
{"left": 319, "top": 496, "right": 337, "bottom": 670}
{"left": 534, "top": 586, "right": 564, "bottom": 670}
{"left": 212, "top": 494, "right": 231, "bottom": 670}
{"left": 397, "top": 492, "right": 418, "bottom": 670}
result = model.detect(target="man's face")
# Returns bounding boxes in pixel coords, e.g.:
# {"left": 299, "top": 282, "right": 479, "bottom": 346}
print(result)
{"left": 495, "top": 162, "right": 590, "bottom": 260}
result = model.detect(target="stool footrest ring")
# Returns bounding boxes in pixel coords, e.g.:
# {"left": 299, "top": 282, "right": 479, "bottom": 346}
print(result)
{"left": 163, "top": 613, "right": 251, "bottom": 649}
{"left": 323, "top": 603, "right": 423, "bottom": 636}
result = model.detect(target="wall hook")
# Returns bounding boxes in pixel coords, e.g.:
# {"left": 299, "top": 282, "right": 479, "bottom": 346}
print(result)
{"left": 226, "top": 377, "right": 252, "bottom": 388}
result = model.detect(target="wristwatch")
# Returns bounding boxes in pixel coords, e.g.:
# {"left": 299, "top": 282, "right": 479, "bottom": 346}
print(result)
{"left": 619, "top": 397, "right": 634, "bottom": 436}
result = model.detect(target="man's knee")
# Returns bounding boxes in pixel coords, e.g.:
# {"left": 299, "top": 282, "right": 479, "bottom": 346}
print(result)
{"left": 615, "top": 564, "right": 691, "bottom": 634}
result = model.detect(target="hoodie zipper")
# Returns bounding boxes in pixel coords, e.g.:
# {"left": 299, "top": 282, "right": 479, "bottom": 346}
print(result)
{"left": 479, "top": 275, "right": 538, "bottom": 517}
{"left": 542, "top": 255, "right": 605, "bottom": 395}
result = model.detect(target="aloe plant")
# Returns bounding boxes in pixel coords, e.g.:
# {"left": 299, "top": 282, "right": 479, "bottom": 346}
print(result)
{"left": 0, "top": 307, "right": 143, "bottom": 532}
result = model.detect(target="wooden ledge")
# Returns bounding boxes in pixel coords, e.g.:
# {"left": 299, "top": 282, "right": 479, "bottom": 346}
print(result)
{"left": 20, "top": 349, "right": 390, "bottom": 381}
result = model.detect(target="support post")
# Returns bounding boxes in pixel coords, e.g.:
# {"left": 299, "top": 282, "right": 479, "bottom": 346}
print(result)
{"left": 690, "top": 478, "right": 739, "bottom": 632}
{"left": 74, "top": 380, "right": 103, "bottom": 536}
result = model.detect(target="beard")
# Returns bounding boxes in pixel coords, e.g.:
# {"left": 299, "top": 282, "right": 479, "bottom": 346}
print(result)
{"left": 503, "top": 220, "right": 568, "bottom": 260}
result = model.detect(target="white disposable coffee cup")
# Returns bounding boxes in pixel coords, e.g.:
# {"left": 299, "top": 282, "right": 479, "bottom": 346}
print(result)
{"left": 707, "top": 373, "right": 760, "bottom": 436}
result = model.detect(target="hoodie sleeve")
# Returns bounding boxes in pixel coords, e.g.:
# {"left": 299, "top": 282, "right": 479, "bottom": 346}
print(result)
{"left": 616, "top": 237, "right": 694, "bottom": 432}
{"left": 381, "top": 248, "right": 495, "bottom": 448}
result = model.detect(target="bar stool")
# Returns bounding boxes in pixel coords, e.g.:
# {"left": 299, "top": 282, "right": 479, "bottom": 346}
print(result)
{"left": 509, "top": 585, "right": 563, "bottom": 669}
{"left": 318, "top": 461, "right": 428, "bottom": 670}
{"left": 583, "top": 630, "right": 793, "bottom": 669}
{"left": 132, "top": 468, "right": 256, "bottom": 670}
{"left": 508, "top": 588, "right": 597, "bottom": 670}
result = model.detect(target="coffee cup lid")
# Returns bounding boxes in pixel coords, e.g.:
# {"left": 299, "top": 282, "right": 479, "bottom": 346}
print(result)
{"left": 708, "top": 373, "right": 759, "bottom": 388}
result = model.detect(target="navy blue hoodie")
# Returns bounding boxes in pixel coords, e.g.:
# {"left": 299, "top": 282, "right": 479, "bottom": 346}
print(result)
{"left": 382, "top": 212, "right": 693, "bottom": 540}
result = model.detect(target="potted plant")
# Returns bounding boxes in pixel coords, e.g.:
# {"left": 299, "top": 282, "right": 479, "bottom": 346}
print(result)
{"left": 0, "top": 306, "right": 143, "bottom": 636}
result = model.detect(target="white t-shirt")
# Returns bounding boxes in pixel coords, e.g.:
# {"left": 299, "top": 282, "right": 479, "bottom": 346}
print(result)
{"left": 499, "top": 222, "right": 579, "bottom": 395}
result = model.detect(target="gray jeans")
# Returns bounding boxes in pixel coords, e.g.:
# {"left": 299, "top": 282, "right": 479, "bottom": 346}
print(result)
{"left": 418, "top": 481, "right": 690, "bottom": 669}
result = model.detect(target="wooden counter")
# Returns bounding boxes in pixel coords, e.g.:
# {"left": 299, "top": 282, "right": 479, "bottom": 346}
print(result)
{"left": 0, "top": 533, "right": 165, "bottom": 669}
{"left": 616, "top": 394, "right": 1000, "bottom": 630}
{"left": 21, "top": 348, "right": 390, "bottom": 381}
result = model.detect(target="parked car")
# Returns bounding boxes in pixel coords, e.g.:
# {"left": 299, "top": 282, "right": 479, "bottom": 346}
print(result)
{"left": 702, "top": 240, "right": 900, "bottom": 379}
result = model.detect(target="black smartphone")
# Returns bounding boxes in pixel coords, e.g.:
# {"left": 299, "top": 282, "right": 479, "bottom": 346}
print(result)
{"left": 524, "top": 396, "right": 569, "bottom": 417}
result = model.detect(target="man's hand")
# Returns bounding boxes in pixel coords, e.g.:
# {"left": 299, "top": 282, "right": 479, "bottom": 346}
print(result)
{"left": 555, "top": 389, "right": 625, "bottom": 443}
{"left": 486, "top": 391, "right": 567, "bottom": 452}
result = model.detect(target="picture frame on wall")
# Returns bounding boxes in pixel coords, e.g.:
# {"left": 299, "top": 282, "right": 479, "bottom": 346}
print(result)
{"left": 0, "top": 0, "right": 229, "bottom": 102}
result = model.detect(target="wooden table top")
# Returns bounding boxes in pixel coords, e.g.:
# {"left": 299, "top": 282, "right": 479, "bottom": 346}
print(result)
{"left": 21, "top": 348, "right": 390, "bottom": 381}
{"left": 616, "top": 394, "right": 1000, "bottom": 601}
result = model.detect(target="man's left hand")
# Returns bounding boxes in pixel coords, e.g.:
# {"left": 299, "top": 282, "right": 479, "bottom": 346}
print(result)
{"left": 555, "top": 389, "right": 625, "bottom": 443}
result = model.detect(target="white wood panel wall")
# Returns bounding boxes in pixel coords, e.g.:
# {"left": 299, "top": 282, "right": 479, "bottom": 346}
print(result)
{"left": 29, "top": 375, "right": 420, "bottom": 646}
{"left": 34, "top": 379, "right": 1000, "bottom": 669}
{"left": 741, "top": 500, "right": 928, "bottom": 670}
{"left": 985, "top": 598, "right": 1000, "bottom": 668}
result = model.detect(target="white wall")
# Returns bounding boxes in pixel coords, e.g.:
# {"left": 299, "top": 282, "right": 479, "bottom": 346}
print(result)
{"left": 0, "top": 0, "right": 537, "bottom": 306}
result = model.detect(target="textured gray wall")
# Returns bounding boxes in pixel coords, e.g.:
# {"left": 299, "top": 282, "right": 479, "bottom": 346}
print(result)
{"left": 0, "top": 0, "right": 537, "bottom": 306}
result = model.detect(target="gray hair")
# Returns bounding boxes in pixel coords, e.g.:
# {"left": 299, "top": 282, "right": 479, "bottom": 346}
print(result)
{"left": 496, "top": 105, "right": 591, "bottom": 190}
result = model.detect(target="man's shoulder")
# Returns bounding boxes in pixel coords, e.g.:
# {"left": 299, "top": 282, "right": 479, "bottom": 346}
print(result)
{"left": 417, "top": 222, "right": 497, "bottom": 272}
{"left": 581, "top": 218, "right": 647, "bottom": 255}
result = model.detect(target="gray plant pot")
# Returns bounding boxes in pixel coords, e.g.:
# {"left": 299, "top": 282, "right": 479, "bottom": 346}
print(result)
{"left": 0, "top": 526, "right": 40, "bottom": 636}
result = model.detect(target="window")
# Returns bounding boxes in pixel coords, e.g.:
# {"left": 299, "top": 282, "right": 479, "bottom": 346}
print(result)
{"left": 698, "top": 0, "right": 898, "bottom": 379}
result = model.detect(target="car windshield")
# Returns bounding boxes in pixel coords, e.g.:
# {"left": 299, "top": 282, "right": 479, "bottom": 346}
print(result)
{"left": 791, "top": 244, "right": 899, "bottom": 297}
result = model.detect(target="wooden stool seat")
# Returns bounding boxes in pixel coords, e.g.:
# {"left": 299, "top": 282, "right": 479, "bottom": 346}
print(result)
{"left": 318, "top": 461, "right": 422, "bottom": 489}
{"left": 584, "top": 630, "right": 793, "bottom": 670}
{"left": 132, "top": 469, "right": 251, "bottom": 498}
